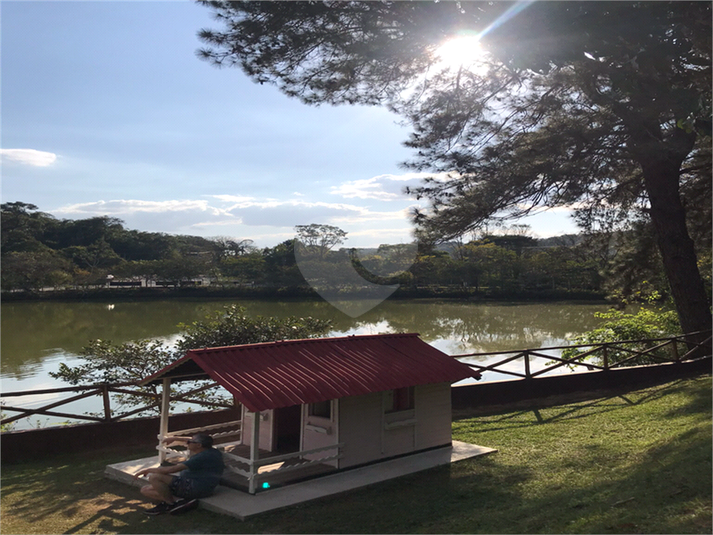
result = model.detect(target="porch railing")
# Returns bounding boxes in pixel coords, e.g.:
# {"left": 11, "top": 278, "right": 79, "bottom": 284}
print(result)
{"left": 221, "top": 442, "right": 344, "bottom": 494}
{"left": 158, "top": 419, "right": 244, "bottom": 461}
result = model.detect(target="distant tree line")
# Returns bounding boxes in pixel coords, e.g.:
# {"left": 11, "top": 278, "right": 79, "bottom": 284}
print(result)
{"left": 3, "top": 202, "right": 708, "bottom": 304}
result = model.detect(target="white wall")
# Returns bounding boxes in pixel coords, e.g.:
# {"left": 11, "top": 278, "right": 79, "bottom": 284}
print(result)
{"left": 338, "top": 382, "right": 453, "bottom": 469}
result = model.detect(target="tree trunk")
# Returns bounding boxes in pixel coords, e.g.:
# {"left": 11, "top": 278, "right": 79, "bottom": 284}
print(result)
{"left": 641, "top": 157, "right": 712, "bottom": 342}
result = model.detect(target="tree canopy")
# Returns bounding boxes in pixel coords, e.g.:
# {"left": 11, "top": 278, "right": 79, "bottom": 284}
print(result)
{"left": 294, "top": 223, "right": 348, "bottom": 259}
{"left": 51, "top": 305, "right": 331, "bottom": 414}
{"left": 197, "top": 0, "right": 712, "bottom": 335}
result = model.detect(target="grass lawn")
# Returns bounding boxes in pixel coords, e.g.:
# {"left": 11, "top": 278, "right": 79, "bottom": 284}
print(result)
{"left": 1, "top": 376, "right": 711, "bottom": 534}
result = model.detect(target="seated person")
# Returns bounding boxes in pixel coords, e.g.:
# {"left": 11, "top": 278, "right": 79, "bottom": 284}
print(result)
{"left": 134, "top": 433, "right": 225, "bottom": 515}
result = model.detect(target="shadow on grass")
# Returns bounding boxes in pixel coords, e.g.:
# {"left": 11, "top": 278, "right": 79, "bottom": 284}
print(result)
{"left": 458, "top": 377, "right": 711, "bottom": 434}
{"left": 396, "top": 426, "right": 709, "bottom": 534}
{"left": 0, "top": 448, "right": 158, "bottom": 533}
{"left": 249, "top": 456, "right": 534, "bottom": 534}
{"left": 2, "top": 377, "right": 710, "bottom": 534}
{"left": 273, "top": 422, "right": 710, "bottom": 534}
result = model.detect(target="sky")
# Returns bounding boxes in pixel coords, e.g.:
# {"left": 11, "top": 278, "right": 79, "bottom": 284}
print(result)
{"left": 0, "top": 0, "right": 579, "bottom": 249}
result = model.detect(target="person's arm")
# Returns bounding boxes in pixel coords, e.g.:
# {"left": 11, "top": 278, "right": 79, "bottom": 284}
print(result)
{"left": 134, "top": 463, "right": 187, "bottom": 479}
{"left": 163, "top": 436, "right": 191, "bottom": 446}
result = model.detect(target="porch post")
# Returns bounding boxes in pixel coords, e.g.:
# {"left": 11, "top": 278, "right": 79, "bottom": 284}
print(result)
{"left": 158, "top": 378, "right": 171, "bottom": 463}
{"left": 249, "top": 411, "right": 260, "bottom": 494}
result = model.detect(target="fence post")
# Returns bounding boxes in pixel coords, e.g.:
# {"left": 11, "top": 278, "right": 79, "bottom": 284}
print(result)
{"left": 672, "top": 339, "right": 680, "bottom": 363}
{"left": 524, "top": 352, "right": 531, "bottom": 380}
{"left": 602, "top": 346, "right": 609, "bottom": 371}
{"left": 102, "top": 384, "right": 112, "bottom": 422}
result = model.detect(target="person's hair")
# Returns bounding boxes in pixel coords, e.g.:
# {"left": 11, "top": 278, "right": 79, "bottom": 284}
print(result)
{"left": 192, "top": 433, "right": 213, "bottom": 448}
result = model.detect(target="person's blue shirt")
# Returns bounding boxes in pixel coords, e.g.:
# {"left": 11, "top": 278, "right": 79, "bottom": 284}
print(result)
{"left": 180, "top": 448, "right": 224, "bottom": 493}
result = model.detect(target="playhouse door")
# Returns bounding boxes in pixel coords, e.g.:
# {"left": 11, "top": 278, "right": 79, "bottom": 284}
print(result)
{"left": 241, "top": 406, "right": 275, "bottom": 452}
{"left": 274, "top": 404, "right": 301, "bottom": 452}
{"left": 301, "top": 400, "right": 339, "bottom": 467}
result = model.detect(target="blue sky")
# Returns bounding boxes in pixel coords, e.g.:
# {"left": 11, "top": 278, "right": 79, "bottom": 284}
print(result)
{"left": 1, "top": 0, "right": 578, "bottom": 248}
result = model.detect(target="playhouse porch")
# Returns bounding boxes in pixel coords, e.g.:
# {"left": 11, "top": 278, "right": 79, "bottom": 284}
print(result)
{"left": 104, "top": 440, "right": 497, "bottom": 520}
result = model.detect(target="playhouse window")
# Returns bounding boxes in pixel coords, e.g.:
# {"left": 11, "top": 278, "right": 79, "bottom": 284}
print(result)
{"left": 386, "top": 386, "right": 414, "bottom": 413}
{"left": 308, "top": 400, "right": 332, "bottom": 419}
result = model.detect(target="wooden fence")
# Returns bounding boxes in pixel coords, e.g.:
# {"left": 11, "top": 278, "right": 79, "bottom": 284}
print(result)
{"left": 2, "top": 331, "right": 710, "bottom": 431}
{"left": 1, "top": 381, "right": 231, "bottom": 428}
{"left": 453, "top": 331, "right": 711, "bottom": 381}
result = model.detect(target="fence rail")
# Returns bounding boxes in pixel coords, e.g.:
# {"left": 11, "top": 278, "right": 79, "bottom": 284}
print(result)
{"left": 3, "top": 331, "right": 710, "bottom": 431}
{"left": 0, "top": 381, "right": 233, "bottom": 428}
{"left": 454, "top": 331, "right": 711, "bottom": 380}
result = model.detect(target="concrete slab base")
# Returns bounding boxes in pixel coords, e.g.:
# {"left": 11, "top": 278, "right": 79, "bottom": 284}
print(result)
{"left": 105, "top": 441, "right": 496, "bottom": 520}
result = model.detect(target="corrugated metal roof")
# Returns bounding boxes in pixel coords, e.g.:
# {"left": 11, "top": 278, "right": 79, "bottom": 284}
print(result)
{"left": 141, "top": 333, "right": 480, "bottom": 412}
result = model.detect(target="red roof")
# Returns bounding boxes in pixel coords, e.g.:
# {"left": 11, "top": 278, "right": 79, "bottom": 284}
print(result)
{"left": 141, "top": 333, "right": 480, "bottom": 412}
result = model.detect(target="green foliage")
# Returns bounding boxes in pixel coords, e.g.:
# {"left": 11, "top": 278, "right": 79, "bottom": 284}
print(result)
{"left": 219, "top": 253, "right": 266, "bottom": 283}
{"left": 0, "top": 202, "right": 222, "bottom": 291}
{"left": 0, "top": 405, "right": 17, "bottom": 433}
{"left": 562, "top": 306, "right": 682, "bottom": 367}
{"left": 1, "top": 202, "right": 671, "bottom": 301}
{"left": 294, "top": 224, "right": 348, "bottom": 259}
{"left": 0, "top": 202, "right": 56, "bottom": 254}
{"left": 51, "top": 339, "right": 174, "bottom": 386}
{"left": 50, "top": 339, "right": 177, "bottom": 415}
{"left": 0, "top": 250, "right": 73, "bottom": 291}
{"left": 579, "top": 307, "right": 681, "bottom": 343}
{"left": 176, "top": 305, "right": 332, "bottom": 352}
{"left": 50, "top": 305, "right": 332, "bottom": 414}
{"left": 196, "top": 0, "right": 712, "bottom": 336}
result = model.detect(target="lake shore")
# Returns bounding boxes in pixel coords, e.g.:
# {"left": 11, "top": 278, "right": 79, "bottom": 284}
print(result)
{"left": 1, "top": 284, "right": 609, "bottom": 303}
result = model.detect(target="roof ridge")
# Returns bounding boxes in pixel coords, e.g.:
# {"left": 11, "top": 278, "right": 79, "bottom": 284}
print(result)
{"left": 186, "top": 332, "right": 420, "bottom": 353}
{"left": 143, "top": 332, "right": 479, "bottom": 411}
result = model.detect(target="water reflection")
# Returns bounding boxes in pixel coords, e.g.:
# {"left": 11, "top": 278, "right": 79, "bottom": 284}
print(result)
{"left": 1, "top": 298, "right": 611, "bottom": 381}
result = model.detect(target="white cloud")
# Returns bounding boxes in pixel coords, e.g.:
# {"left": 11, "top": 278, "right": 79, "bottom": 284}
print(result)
{"left": 331, "top": 172, "right": 452, "bottom": 200}
{"left": 55, "top": 199, "right": 223, "bottom": 216}
{"left": 209, "top": 194, "right": 257, "bottom": 205}
{"left": 0, "top": 148, "right": 57, "bottom": 167}
{"left": 46, "top": 196, "right": 422, "bottom": 248}
{"left": 332, "top": 206, "right": 413, "bottom": 224}
{"left": 223, "top": 199, "right": 368, "bottom": 227}
{"left": 52, "top": 199, "right": 240, "bottom": 235}
{"left": 51, "top": 197, "right": 410, "bottom": 234}
{"left": 331, "top": 177, "right": 402, "bottom": 200}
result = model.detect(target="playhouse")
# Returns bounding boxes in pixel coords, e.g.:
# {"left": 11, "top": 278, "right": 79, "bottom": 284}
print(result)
{"left": 138, "top": 333, "right": 481, "bottom": 494}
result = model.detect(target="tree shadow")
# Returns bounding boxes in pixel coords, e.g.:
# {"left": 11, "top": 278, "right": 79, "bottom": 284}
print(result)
{"left": 1, "top": 447, "right": 161, "bottom": 532}
{"left": 377, "top": 424, "right": 710, "bottom": 533}
{"left": 459, "top": 377, "right": 711, "bottom": 434}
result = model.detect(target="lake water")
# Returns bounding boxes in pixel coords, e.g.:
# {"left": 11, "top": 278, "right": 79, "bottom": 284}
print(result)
{"left": 1, "top": 298, "right": 612, "bottom": 429}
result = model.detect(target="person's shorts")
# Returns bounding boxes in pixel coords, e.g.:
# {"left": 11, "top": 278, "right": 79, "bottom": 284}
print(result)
{"left": 169, "top": 477, "right": 214, "bottom": 500}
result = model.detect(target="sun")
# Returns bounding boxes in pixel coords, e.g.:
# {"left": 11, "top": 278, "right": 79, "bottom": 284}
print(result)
{"left": 434, "top": 35, "right": 488, "bottom": 73}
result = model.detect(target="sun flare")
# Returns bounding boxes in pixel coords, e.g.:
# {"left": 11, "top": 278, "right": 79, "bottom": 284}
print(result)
{"left": 434, "top": 35, "right": 487, "bottom": 72}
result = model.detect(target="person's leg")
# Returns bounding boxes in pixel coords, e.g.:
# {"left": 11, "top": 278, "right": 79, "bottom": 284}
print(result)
{"left": 140, "top": 473, "right": 177, "bottom": 504}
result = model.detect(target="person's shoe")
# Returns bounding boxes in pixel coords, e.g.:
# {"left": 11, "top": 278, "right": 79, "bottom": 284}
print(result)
{"left": 143, "top": 502, "right": 173, "bottom": 516}
{"left": 169, "top": 498, "right": 199, "bottom": 515}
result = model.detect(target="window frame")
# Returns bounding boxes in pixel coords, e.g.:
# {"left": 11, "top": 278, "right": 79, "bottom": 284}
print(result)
{"left": 308, "top": 399, "right": 332, "bottom": 420}
{"left": 385, "top": 386, "right": 415, "bottom": 414}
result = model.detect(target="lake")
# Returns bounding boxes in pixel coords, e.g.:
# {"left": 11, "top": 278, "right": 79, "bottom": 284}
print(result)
{"left": 1, "top": 297, "right": 612, "bottom": 429}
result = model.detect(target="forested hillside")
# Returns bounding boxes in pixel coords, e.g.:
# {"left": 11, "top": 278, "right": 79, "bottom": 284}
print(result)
{"left": 2, "top": 202, "right": 708, "bottom": 303}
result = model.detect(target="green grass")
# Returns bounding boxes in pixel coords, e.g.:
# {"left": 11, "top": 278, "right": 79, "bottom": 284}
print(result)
{"left": 1, "top": 376, "right": 711, "bottom": 534}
